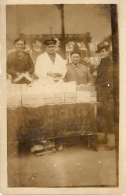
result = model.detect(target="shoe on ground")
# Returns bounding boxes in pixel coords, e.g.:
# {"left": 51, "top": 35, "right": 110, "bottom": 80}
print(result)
{"left": 93, "top": 146, "right": 98, "bottom": 151}
{"left": 58, "top": 144, "right": 63, "bottom": 151}
{"left": 105, "top": 146, "right": 115, "bottom": 150}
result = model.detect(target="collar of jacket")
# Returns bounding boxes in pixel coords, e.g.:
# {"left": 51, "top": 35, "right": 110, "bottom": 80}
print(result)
{"left": 47, "top": 52, "right": 56, "bottom": 58}
{"left": 71, "top": 63, "right": 80, "bottom": 68}
{"left": 97, "top": 56, "right": 111, "bottom": 76}
{"left": 14, "top": 51, "right": 29, "bottom": 60}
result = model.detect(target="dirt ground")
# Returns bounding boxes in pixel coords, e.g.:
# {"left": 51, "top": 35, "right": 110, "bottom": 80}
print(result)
{"left": 8, "top": 142, "right": 117, "bottom": 187}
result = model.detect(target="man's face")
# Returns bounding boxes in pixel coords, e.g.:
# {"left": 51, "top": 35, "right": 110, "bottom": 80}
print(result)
{"left": 46, "top": 44, "right": 55, "bottom": 54}
{"left": 15, "top": 40, "right": 25, "bottom": 53}
{"left": 100, "top": 48, "right": 109, "bottom": 59}
{"left": 71, "top": 54, "right": 81, "bottom": 65}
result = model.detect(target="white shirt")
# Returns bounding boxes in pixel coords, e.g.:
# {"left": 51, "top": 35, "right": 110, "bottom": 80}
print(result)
{"left": 35, "top": 52, "right": 67, "bottom": 83}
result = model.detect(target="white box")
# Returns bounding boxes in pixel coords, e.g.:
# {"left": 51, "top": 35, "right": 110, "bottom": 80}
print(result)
{"left": 90, "top": 97, "right": 97, "bottom": 102}
{"left": 22, "top": 99, "right": 34, "bottom": 106}
{"left": 7, "top": 94, "right": 21, "bottom": 106}
{"left": 77, "top": 91, "right": 90, "bottom": 103}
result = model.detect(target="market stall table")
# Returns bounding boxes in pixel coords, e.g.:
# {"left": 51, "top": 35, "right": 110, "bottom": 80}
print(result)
{"left": 7, "top": 82, "right": 98, "bottom": 155}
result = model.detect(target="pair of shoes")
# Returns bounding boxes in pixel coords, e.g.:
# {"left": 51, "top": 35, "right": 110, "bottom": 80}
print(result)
{"left": 105, "top": 146, "right": 115, "bottom": 150}
{"left": 93, "top": 146, "right": 98, "bottom": 151}
{"left": 58, "top": 144, "right": 63, "bottom": 151}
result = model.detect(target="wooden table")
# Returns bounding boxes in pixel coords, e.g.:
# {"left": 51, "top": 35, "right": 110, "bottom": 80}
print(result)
{"left": 7, "top": 102, "right": 98, "bottom": 155}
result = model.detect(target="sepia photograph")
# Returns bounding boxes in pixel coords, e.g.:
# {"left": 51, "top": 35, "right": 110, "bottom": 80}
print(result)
{"left": 6, "top": 3, "right": 119, "bottom": 188}
{"left": 1, "top": 0, "right": 126, "bottom": 193}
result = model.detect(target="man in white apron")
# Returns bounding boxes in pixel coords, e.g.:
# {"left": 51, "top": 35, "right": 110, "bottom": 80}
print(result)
{"left": 35, "top": 39, "right": 67, "bottom": 151}
{"left": 35, "top": 39, "right": 67, "bottom": 84}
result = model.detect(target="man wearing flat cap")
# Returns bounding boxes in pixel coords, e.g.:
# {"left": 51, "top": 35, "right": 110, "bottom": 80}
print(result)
{"left": 35, "top": 39, "right": 67, "bottom": 83}
{"left": 64, "top": 51, "right": 93, "bottom": 85}
{"left": 95, "top": 42, "right": 116, "bottom": 150}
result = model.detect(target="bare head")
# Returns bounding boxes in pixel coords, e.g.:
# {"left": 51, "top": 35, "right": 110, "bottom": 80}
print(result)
{"left": 14, "top": 37, "right": 26, "bottom": 53}
{"left": 70, "top": 51, "right": 81, "bottom": 65}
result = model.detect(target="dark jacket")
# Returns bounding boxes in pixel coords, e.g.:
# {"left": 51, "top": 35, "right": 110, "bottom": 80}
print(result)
{"left": 96, "top": 56, "right": 113, "bottom": 102}
{"left": 64, "top": 63, "right": 93, "bottom": 85}
{"left": 7, "top": 51, "right": 34, "bottom": 83}
{"left": 96, "top": 56, "right": 115, "bottom": 133}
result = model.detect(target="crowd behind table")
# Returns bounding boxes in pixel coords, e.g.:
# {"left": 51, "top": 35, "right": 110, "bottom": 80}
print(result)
{"left": 6, "top": 37, "right": 116, "bottom": 152}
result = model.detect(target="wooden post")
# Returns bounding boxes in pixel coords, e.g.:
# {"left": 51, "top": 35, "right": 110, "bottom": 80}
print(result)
{"left": 50, "top": 27, "right": 52, "bottom": 38}
{"left": 110, "top": 4, "right": 119, "bottom": 187}
{"left": 60, "top": 5, "right": 65, "bottom": 58}
{"left": 55, "top": 4, "right": 65, "bottom": 58}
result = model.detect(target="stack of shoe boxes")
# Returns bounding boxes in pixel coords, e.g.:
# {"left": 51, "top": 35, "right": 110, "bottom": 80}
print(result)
{"left": 76, "top": 85, "right": 97, "bottom": 103}
{"left": 7, "top": 84, "right": 22, "bottom": 107}
{"left": 64, "top": 92, "right": 77, "bottom": 103}
{"left": 8, "top": 83, "right": 97, "bottom": 107}
{"left": 53, "top": 93, "right": 65, "bottom": 104}
{"left": 44, "top": 93, "right": 55, "bottom": 104}
{"left": 22, "top": 94, "right": 44, "bottom": 107}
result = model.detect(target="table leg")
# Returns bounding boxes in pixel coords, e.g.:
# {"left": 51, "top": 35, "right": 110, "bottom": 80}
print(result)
{"left": 88, "top": 135, "right": 91, "bottom": 149}
{"left": 7, "top": 142, "right": 20, "bottom": 187}
{"left": 94, "top": 103, "right": 97, "bottom": 119}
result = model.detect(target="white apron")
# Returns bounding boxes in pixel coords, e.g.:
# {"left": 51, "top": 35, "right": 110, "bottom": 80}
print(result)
{"left": 35, "top": 52, "right": 67, "bottom": 84}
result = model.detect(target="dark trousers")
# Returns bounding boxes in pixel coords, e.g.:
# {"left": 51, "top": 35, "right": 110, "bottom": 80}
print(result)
{"left": 96, "top": 100, "right": 115, "bottom": 134}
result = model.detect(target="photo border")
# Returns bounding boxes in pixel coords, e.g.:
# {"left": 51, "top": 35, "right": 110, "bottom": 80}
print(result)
{"left": 1, "top": 0, "right": 126, "bottom": 194}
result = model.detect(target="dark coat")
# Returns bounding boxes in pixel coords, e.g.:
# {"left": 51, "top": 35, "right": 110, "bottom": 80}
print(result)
{"left": 96, "top": 56, "right": 113, "bottom": 102}
{"left": 96, "top": 56, "right": 115, "bottom": 133}
{"left": 7, "top": 51, "right": 34, "bottom": 84}
{"left": 64, "top": 63, "right": 93, "bottom": 85}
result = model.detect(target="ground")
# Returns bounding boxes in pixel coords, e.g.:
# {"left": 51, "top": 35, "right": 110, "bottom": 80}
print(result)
{"left": 8, "top": 141, "right": 117, "bottom": 187}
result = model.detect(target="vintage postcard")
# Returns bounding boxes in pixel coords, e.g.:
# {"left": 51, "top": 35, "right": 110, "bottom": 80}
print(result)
{"left": 0, "top": 0, "right": 126, "bottom": 194}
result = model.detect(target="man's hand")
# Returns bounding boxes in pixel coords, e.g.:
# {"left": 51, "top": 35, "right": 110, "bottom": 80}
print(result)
{"left": 24, "top": 71, "right": 29, "bottom": 75}
{"left": 14, "top": 73, "right": 25, "bottom": 82}
{"left": 53, "top": 73, "right": 62, "bottom": 76}
{"left": 16, "top": 72, "right": 25, "bottom": 78}
{"left": 16, "top": 72, "right": 22, "bottom": 76}
{"left": 24, "top": 72, "right": 33, "bottom": 82}
{"left": 92, "top": 71, "right": 97, "bottom": 76}
{"left": 47, "top": 71, "right": 54, "bottom": 76}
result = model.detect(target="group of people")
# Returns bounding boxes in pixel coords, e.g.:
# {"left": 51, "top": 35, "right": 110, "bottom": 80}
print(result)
{"left": 7, "top": 38, "right": 94, "bottom": 85}
{"left": 7, "top": 37, "right": 115, "bottom": 151}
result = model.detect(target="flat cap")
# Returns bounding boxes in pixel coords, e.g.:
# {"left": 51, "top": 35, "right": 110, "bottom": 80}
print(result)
{"left": 43, "top": 39, "right": 57, "bottom": 46}
{"left": 70, "top": 51, "right": 81, "bottom": 57}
